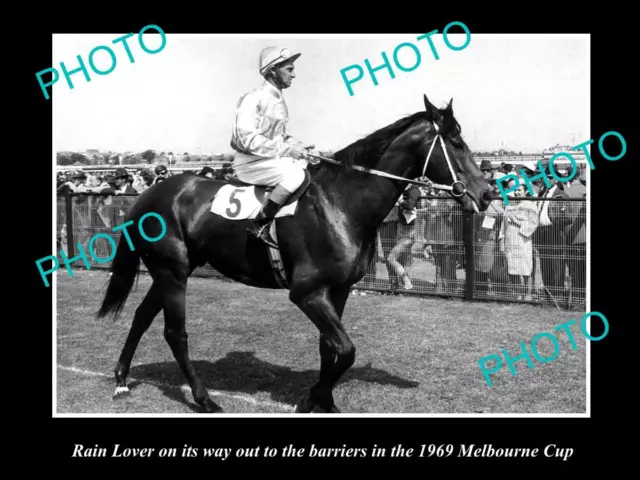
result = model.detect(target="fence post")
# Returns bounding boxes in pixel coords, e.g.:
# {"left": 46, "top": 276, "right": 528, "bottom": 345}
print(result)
{"left": 65, "top": 193, "right": 75, "bottom": 258}
{"left": 463, "top": 211, "right": 475, "bottom": 301}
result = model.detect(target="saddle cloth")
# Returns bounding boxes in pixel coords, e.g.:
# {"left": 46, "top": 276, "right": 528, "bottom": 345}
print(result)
{"left": 210, "top": 184, "right": 298, "bottom": 220}
{"left": 209, "top": 183, "right": 292, "bottom": 289}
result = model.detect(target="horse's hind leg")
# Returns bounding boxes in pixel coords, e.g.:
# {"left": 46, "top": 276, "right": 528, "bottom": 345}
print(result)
{"left": 157, "top": 265, "right": 223, "bottom": 413}
{"left": 113, "top": 282, "right": 164, "bottom": 399}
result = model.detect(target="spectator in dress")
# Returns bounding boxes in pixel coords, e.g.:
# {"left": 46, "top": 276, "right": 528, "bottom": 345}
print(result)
{"left": 500, "top": 183, "right": 539, "bottom": 300}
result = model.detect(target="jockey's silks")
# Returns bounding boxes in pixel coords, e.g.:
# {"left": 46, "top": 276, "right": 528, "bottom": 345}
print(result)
{"left": 231, "top": 81, "right": 304, "bottom": 165}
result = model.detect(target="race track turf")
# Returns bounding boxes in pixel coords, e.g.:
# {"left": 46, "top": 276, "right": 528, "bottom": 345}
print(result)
{"left": 55, "top": 269, "right": 587, "bottom": 415}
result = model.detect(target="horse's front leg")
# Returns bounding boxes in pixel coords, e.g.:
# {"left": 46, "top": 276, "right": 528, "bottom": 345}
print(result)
{"left": 290, "top": 286, "right": 355, "bottom": 413}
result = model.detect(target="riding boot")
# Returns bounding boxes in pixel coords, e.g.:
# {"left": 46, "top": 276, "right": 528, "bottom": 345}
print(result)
{"left": 249, "top": 199, "right": 281, "bottom": 249}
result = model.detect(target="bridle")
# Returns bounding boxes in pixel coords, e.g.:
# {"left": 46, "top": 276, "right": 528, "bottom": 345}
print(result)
{"left": 306, "top": 121, "right": 469, "bottom": 199}
{"left": 419, "top": 122, "right": 467, "bottom": 197}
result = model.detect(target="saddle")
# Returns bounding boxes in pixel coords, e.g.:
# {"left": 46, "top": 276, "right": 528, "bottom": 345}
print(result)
{"left": 211, "top": 170, "right": 311, "bottom": 221}
{"left": 209, "top": 170, "right": 313, "bottom": 289}
{"left": 224, "top": 171, "right": 310, "bottom": 208}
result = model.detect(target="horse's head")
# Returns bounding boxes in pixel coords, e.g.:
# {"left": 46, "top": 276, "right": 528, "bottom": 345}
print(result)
{"left": 398, "top": 95, "right": 493, "bottom": 213}
{"left": 327, "top": 95, "right": 492, "bottom": 214}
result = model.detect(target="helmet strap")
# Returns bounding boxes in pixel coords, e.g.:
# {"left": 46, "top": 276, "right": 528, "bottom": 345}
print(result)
{"left": 268, "top": 67, "right": 286, "bottom": 89}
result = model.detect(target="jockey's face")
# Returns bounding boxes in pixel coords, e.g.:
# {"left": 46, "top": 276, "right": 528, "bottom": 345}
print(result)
{"left": 273, "top": 62, "right": 296, "bottom": 88}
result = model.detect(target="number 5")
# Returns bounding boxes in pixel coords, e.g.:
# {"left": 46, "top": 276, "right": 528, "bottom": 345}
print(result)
{"left": 226, "top": 188, "right": 245, "bottom": 217}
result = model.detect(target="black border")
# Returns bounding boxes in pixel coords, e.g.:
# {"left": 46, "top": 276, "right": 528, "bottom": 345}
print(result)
{"left": 24, "top": 9, "right": 632, "bottom": 474}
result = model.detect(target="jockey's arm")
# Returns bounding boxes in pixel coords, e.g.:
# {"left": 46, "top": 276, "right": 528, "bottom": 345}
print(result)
{"left": 284, "top": 134, "right": 316, "bottom": 153}
{"left": 283, "top": 133, "right": 303, "bottom": 146}
{"left": 233, "top": 94, "right": 297, "bottom": 158}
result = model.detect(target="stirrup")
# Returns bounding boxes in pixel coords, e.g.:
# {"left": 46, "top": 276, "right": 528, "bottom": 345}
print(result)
{"left": 248, "top": 222, "right": 279, "bottom": 249}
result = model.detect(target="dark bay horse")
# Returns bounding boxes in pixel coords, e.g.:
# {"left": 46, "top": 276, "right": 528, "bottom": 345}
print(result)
{"left": 96, "top": 94, "right": 493, "bottom": 413}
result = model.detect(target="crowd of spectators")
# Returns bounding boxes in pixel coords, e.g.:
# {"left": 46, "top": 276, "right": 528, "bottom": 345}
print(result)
{"left": 57, "top": 158, "right": 586, "bottom": 307}
{"left": 373, "top": 159, "right": 586, "bottom": 306}
{"left": 56, "top": 164, "right": 236, "bottom": 196}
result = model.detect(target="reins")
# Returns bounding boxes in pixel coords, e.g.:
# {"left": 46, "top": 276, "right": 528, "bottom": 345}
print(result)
{"left": 305, "top": 122, "right": 469, "bottom": 199}
{"left": 306, "top": 153, "right": 436, "bottom": 188}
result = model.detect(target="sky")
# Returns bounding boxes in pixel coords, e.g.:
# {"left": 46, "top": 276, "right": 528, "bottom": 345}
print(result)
{"left": 52, "top": 33, "right": 589, "bottom": 155}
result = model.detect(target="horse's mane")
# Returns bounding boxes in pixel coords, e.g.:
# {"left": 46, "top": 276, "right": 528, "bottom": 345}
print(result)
{"left": 341, "top": 111, "right": 431, "bottom": 169}
{"left": 309, "top": 111, "right": 432, "bottom": 184}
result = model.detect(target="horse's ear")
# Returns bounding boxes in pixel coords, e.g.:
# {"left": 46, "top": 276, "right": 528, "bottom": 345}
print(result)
{"left": 443, "top": 98, "right": 453, "bottom": 115}
{"left": 442, "top": 99, "right": 453, "bottom": 121}
{"left": 423, "top": 94, "right": 437, "bottom": 117}
{"left": 441, "top": 99, "right": 457, "bottom": 134}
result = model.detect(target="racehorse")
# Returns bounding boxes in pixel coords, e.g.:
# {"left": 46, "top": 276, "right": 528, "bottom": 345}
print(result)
{"left": 96, "top": 94, "right": 494, "bottom": 413}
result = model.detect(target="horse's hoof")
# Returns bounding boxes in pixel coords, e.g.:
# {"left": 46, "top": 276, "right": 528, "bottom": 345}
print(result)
{"left": 294, "top": 398, "right": 311, "bottom": 413}
{"left": 310, "top": 403, "right": 341, "bottom": 413}
{"left": 113, "top": 386, "right": 130, "bottom": 400}
{"left": 201, "top": 399, "right": 224, "bottom": 413}
{"left": 294, "top": 398, "right": 340, "bottom": 413}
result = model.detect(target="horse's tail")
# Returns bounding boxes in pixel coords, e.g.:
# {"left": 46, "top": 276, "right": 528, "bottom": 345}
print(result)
{"left": 96, "top": 233, "right": 141, "bottom": 321}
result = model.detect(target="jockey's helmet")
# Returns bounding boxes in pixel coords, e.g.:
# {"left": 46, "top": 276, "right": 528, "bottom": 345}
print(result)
{"left": 259, "top": 47, "right": 301, "bottom": 77}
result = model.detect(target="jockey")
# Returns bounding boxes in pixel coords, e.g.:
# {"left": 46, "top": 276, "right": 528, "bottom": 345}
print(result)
{"left": 230, "top": 46, "right": 319, "bottom": 248}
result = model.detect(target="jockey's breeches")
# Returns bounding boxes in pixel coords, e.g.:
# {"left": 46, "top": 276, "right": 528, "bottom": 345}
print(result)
{"left": 234, "top": 156, "right": 307, "bottom": 194}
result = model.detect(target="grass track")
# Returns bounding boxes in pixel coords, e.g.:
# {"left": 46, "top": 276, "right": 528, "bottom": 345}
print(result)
{"left": 56, "top": 270, "right": 586, "bottom": 414}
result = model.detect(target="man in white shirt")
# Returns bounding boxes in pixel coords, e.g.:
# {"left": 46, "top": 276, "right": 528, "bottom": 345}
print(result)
{"left": 230, "top": 46, "right": 318, "bottom": 248}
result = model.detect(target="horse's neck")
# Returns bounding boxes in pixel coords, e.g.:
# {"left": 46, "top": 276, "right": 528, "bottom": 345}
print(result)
{"left": 311, "top": 155, "right": 411, "bottom": 236}
{"left": 309, "top": 116, "right": 429, "bottom": 237}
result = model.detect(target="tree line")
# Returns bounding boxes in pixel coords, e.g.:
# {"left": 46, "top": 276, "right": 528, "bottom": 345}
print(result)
{"left": 57, "top": 150, "right": 235, "bottom": 166}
